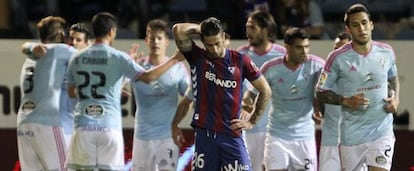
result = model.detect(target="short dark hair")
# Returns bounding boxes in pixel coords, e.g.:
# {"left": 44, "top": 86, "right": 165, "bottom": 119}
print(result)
{"left": 344, "top": 3, "right": 371, "bottom": 26}
{"left": 336, "top": 31, "right": 351, "bottom": 41}
{"left": 91, "top": 12, "right": 117, "bottom": 38}
{"left": 37, "top": 16, "right": 66, "bottom": 43}
{"left": 248, "top": 10, "right": 277, "bottom": 41}
{"left": 70, "top": 22, "right": 92, "bottom": 41}
{"left": 146, "top": 19, "right": 169, "bottom": 36}
{"left": 200, "top": 17, "right": 223, "bottom": 41}
{"left": 283, "top": 27, "right": 310, "bottom": 45}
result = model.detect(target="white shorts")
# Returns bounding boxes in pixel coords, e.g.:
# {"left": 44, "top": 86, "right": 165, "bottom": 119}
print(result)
{"left": 245, "top": 132, "right": 266, "bottom": 171}
{"left": 264, "top": 135, "right": 317, "bottom": 171}
{"left": 340, "top": 135, "right": 395, "bottom": 171}
{"left": 131, "top": 138, "right": 179, "bottom": 171}
{"left": 17, "top": 123, "right": 67, "bottom": 171}
{"left": 66, "top": 127, "right": 125, "bottom": 170}
{"left": 319, "top": 145, "right": 340, "bottom": 171}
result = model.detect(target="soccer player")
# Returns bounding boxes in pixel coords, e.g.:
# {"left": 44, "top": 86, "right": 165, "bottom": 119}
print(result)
{"left": 65, "top": 12, "right": 183, "bottom": 170}
{"left": 129, "top": 19, "right": 190, "bottom": 171}
{"left": 237, "top": 10, "right": 286, "bottom": 171}
{"left": 316, "top": 3, "right": 399, "bottom": 171}
{"left": 172, "top": 17, "right": 272, "bottom": 171}
{"left": 17, "top": 16, "right": 77, "bottom": 171}
{"left": 245, "top": 27, "right": 325, "bottom": 171}
{"left": 68, "top": 22, "right": 93, "bottom": 50}
{"left": 319, "top": 31, "right": 351, "bottom": 171}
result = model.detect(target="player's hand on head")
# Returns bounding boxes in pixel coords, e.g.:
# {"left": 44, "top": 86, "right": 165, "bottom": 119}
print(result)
{"left": 239, "top": 110, "right": 251, "bottom": 121}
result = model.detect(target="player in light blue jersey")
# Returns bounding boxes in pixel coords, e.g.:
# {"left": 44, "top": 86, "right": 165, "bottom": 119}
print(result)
{"left": 316, "top": 4, "right": 400, "bottom": 171}
{"left": 66, "top": 12, "right": 184, "bottom": 171}
{"left": 319, "top": 31, "right": 352, "bottom": 171}
{"left": 129, "top": 19, "right": 190, "bottom": 171}
{"left": 237, "top": 10, "right": 286, "bottom": 171}
{"left": 17, "top": 16, "right": 77, "bottom": 171}
{"left": 245, "top": 27, "right": 325, "bottom": 171}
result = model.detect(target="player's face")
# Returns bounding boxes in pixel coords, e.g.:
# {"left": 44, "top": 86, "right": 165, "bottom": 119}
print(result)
{"left": 286, "top": 38, "right": 310, "bottom": 65}
{"left": 145, "top": 29, "right": 169, "bottom": 57}
{"left": 69, "top": 30, "right": 89, "bottom": 50}
{"left": 333, "top": 38, "right": 350, "bottom": 50}
{"left": 245, "top": 17, "right": 267, "bottom": 47}
{"left": 346, "top": 12, "right": 373, "bottom": 46}
{"left": 202, "top": 32, "right": 226, "bottom": 58}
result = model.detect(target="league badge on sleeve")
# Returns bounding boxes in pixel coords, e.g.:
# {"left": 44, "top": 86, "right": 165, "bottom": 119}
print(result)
{"left": 318, "top": 72, "right": 328, "bottom": 87}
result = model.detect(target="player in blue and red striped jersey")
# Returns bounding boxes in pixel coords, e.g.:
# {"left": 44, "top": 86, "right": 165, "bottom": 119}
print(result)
{"left": 172, "top": 17, "right": 271, "bottom": 171}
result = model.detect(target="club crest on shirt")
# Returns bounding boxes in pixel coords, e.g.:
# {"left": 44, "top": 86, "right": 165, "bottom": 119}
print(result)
{"left": 375, "top": 156, "right": 387, "bottom": 165}
{"left": 318, "top": 72, "right": 328, "bottom": 87}
{"left": 378, "top": 57, "right": 386, "bottom": 69}
{"left": 228, "top": 66, "right": 235, "bottom": 74}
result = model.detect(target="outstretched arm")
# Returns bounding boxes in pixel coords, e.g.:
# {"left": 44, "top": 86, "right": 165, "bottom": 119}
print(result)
{"left": 21, "top": 42, "right": 47, "bottom": 57}
{"left": 136, "top": 50, "right": 184, "bottom": 83}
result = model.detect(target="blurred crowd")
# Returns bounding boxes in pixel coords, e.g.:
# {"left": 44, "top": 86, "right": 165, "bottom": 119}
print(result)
{"left": 0, "top": 0, "right": 413, "bottom": 40}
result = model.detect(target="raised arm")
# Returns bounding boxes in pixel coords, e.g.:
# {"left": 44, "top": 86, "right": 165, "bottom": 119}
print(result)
{"left": 172, "top": 23, "right": 200, "bottom": 53}
{"left": 21, "top": 42, "right": 47, "bottom": 57}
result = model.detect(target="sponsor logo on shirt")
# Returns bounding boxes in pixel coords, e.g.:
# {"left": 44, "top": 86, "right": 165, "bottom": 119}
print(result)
{"left": 205, "top": 71, "right": 237, "bottom": 88}
{"left": 223, "top": 160, "right": 250, "bottom": 171}
{"left": 85, "top": 104, "right": 104, "bottom": 117}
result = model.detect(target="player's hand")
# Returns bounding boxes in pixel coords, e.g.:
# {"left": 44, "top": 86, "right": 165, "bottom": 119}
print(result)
{"left": 384, "top": 90, "right": 399, "bottom": 114}
{"left": 312, "top": 111, "right": 323, "bottom": 125}
{"left": 32, "top": 44, "right": 47, "bottom": 57}
{"left": 172, "top": 124, "right": 186, "bottom": 147}
{"left": 230, "top": 119, "right": 253, "bottom": 131}
{"left": 343, "top": 92, "right": 370, "bottom": 110}
{"left": 128, "top": 43, "right": 144, "bottom": 63}
{"left": 239, "top": 109, "right": 251, "bottom": 121}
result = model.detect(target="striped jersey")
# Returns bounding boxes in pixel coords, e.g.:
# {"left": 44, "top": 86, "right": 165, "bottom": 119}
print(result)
{"left": 183, "top": 43, "right": 262, "bottom": 137}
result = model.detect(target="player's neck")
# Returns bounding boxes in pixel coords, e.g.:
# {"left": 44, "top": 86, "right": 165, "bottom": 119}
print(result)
{"left": 253, "top": 41, "right": 272, "bottom": 54}
{"left": 148, "top": 54, "right": 167, "bottom": 65}
{"left": 352, "top": 40, "right": 372, "bottom": 54}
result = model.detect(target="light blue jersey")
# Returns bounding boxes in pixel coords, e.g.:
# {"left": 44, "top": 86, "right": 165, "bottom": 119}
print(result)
{"left": 132, "top": 57, "right": 190, "bottom": 140}
{"left": 318, "top": 42, "right": 397, "bottom": 145}
{"left": 18, "top": 44, "right": 76, "bottom": 126}
{"left": 321, "top": 94, "right": 341, "bottom": 146}
{"left": 237, "top": 43, "right": 286, "bottom": 133}
{"left": 260, "top": 55, "right": 325, "bottom": 141}
{"left": 68, "top": 44, "right": 145, "bottom": 130}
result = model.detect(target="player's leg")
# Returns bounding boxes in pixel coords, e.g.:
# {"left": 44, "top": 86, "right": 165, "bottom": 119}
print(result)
{"left": 131, "top": 138, "right": 152, "bottom": 171}
{"left": 264, "top": 135, "right": 289, "bottom": 171}
{"left": 365, "top": 135, "right": 395, "bottom": 171}
{"left": 154, "top": 138, "right": 179, "bottom": 171}
{"left": 96, "top": 128, "right": 125, "bottom": 171}
{"left": 319, "top": 145, "right": 341, "bottom": 171}
{"left": 245, "top": 132, "right": 266, "bottom": 171}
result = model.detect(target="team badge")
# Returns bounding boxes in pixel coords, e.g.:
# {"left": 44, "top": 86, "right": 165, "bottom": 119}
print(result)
{"left": 228, "top": 66, "right": 235, "bottom": 74}
{"left": 318, "top": 72, "right": 328, "bottom": 87}
{"left": 375, "top": 156, "right": 387, "bottom": 165}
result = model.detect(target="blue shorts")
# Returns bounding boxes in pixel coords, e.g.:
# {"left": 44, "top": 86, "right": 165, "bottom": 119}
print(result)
{"left": 192, "top": 128, "right": 252, "bottom": 171}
